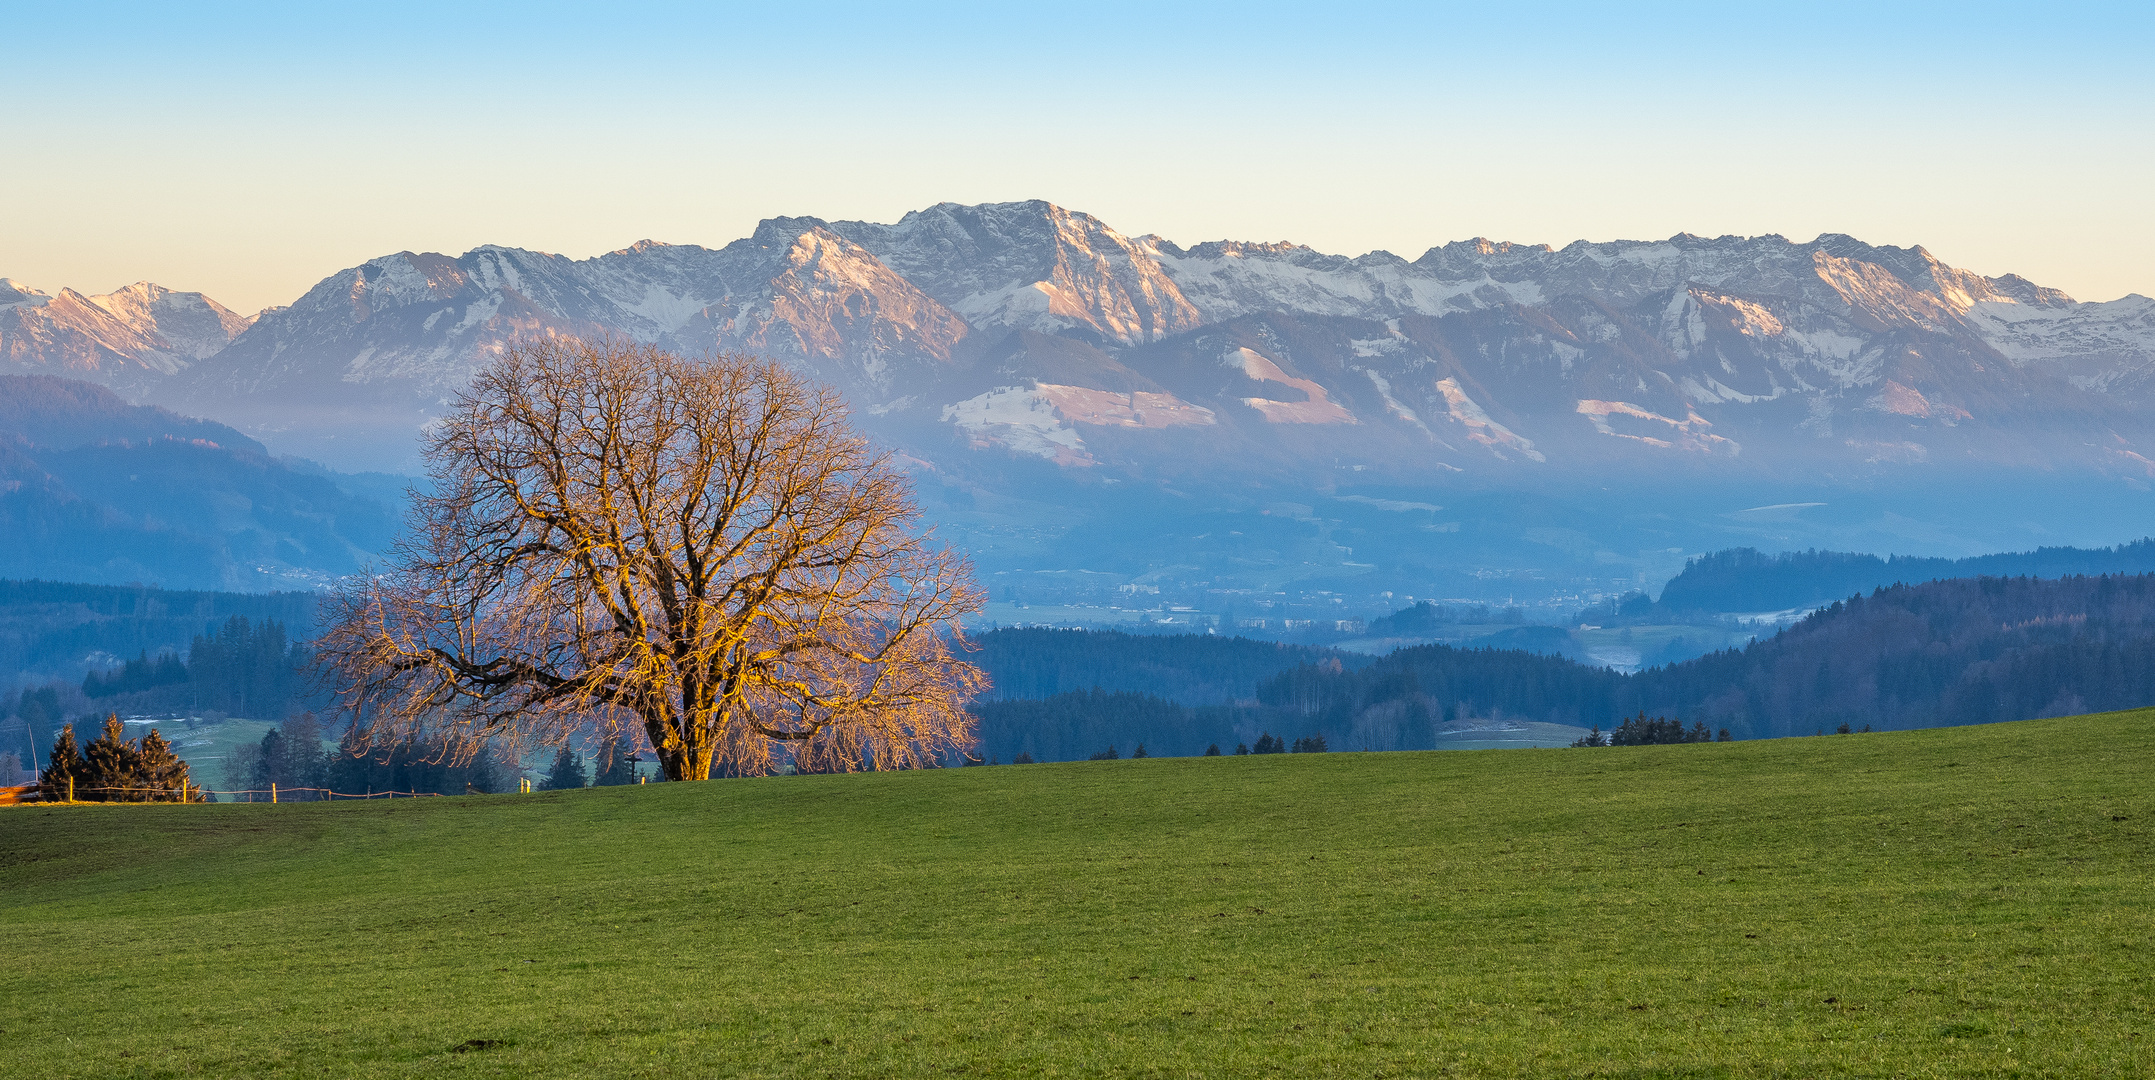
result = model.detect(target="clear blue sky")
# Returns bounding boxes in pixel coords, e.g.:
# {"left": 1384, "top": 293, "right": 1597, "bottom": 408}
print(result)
{"left": 3, "top": 1, "right": 2149, "bottom": 312}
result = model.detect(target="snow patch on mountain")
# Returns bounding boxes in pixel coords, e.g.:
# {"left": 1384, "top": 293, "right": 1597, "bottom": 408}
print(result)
{"left": 1224, "top": 346, "right": 1355, "bottom": 424}
{"left": 942, "top": 386, "right": 1093, "bottom": 466}
{"left": 1576, "top": 399, "right": 1739, "bottom": 454}
{"left": 1435, "top": 378, "right": 1541, "bottom": 461}
{"left": 1357, "top": 367, "right": 1445, "bottom": 445}
{"left": 1035, "top": 384, "right": 1216, "bottom": 429}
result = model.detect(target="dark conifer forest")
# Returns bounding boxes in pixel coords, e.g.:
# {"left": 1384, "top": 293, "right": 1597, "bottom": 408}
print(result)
{"left": 968, "top": 628, "right": 1358, "bottom": 704}
{"left": 1649, "top": 540, "right": 2155, "bottom": 615}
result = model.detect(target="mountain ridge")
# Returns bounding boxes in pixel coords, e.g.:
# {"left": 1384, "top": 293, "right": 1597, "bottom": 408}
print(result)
{"left": 7, "top": 201, "right": 2153, "bottom": 486}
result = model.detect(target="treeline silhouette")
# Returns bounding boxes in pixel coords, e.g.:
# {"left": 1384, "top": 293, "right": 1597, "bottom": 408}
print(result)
{"left": 970, "top": 687, "right": 1335, "bottom": 764}
{"left": 224, "top": 715, "right": 648, "bottom": 799}
{"left": 972, "top": 687, "right": 1256, "bottom": 763}
{"left": 969, "top": 628, "right": 1358, "bottom": 705}
{"left": 1267, "top": 574, "right": 2155, "bottom": 744}
{"left": 1571, "top": 713, "right": 1726, "bottom": 747}
{"left": 79, "top": 616, "right": 308, "bottom": 715}
{"left": 0, "top": 577, "right": 317, "bottom": 682}
{"left": 1651, "top": 540, "right": 2155, "bottom": 615}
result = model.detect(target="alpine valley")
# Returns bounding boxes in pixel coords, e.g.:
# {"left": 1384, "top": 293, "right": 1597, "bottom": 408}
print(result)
{"left": 7, "top": 201, "right": 2155, "bottom": 614}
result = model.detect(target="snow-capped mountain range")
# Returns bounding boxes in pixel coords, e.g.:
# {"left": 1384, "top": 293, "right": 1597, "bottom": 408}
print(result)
{"left": 0, "top": 279, "right": 254, "bottom": 396}
{"left": 7, "top": 200, "right": 2154, "bottom": 481}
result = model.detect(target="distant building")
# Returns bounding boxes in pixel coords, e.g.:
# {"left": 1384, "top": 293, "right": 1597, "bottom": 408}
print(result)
{"left": 1334, "top": 618, "right": 1366, "bottom": 633}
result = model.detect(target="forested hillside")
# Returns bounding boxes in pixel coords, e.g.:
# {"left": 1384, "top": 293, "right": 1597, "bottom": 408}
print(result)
{"left": 970, "top": 689, "right": 1255, "bottom": 763}
{"left": 0, "top": 375, "right": 398, "bottom": 590}
{"left": 0, "top": 578, "right": 317, "bottom": 681}
{"left": 0, "top": 580, "right": 321, "bottom": 774}
{"left": 968, "top": 628, "right": 1358, "bottom": 704}
{"left": 1276, "top": 574, "right": 2155, "bottom": 745}
{"left": 1652, "top": 540, "right": 2155, "bottom": 615}
{"left": 972, "top": 574, "right": 2155, "bottom": 759}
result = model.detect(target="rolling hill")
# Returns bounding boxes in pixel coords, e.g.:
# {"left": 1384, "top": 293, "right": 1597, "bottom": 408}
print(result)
{"left": 0, "top": 375, "right": 399, "bottom": 590}
{"left": 3, "top": 711, "right": 2148, "bottom": 1076}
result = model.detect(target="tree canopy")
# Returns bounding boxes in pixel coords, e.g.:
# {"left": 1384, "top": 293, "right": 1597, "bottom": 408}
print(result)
{"left": 317, "top": 340, "right": 985, "bottom": 780}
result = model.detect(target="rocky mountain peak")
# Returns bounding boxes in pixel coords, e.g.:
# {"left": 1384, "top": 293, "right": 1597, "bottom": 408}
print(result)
{"left": 0, "top": 279, "right": 48, "bottom": 308}
{"left": 828, "top": 200, "right": 1203, "bottom": 346}
{"left": 0, "top": 278, "right": 253, "bottom": 391}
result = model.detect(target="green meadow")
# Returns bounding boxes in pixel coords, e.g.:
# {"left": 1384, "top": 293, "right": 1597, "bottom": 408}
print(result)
{"left": 3, "top": 711, "right": 2151, "bottom": 1078}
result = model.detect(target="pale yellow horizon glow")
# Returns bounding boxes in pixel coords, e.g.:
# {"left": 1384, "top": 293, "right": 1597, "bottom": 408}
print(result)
{"left": 5, "top": 5, "right": 2149, "bottom": 314}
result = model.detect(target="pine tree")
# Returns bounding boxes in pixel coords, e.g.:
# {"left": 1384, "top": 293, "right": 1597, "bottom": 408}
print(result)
{"left": 246, "top": 729, "right": 285, "bottom": 794}
{"left": 41, "top": 722, "right": 85, "bottom": 801}
{"left": 135, "top": 728, "right": 194, "bottom": 801}
{"left": 1204, "top": 743, "right": 1221, "bottom": 756}
{"left": 1131, "top": 743, "right": 1148, "bottom": 759}
{"left": 83, "top": 714, "right": 142, "bottom": 801}
{"left": 541, "top": 746, "right": 588, "bottom": 790}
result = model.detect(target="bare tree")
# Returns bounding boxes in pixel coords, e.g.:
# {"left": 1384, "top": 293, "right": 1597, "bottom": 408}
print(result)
{"left": 318, "top": 339, "right": 986, "bottom": 780}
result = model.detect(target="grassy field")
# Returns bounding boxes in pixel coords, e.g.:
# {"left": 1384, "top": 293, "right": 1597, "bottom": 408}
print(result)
{"left": 159, "top": 717, "right": 280, "bottom": 789}
{"left": 2, "top": 711, "right": 2150, "bottom": 1078}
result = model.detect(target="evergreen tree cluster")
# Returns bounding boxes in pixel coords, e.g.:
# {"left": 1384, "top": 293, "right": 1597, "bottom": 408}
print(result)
{"left": 80, "top": 650, "right": 189, "bottom": 698}
{"left": 218, "top": 720, "right": 641, "bottom": 799}
{"left": 183, "top": 616, "right": 308, "bottom": 716}
{"left": 0, "top": 577, "right": 317, "bottom": 685}
{"left": 536, "top": 736, "right": 641, "bottom": 788}
{"left": 40, "top": 714, "right": 202, "bottom": 801}
{"left": 73, "top": 615, "right": 311, "bottom": 718}
{"left": 223, "top": 713, "right": 333, "bottom": 799}
{"left": 322, "top": 726, "right": 515, "bottom": 797}
{"left": 1570, "top": 713, "right": 1723, "bottom": 747}
{"left": 970, "top": 686, "right": 1266, "bottom": 763}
